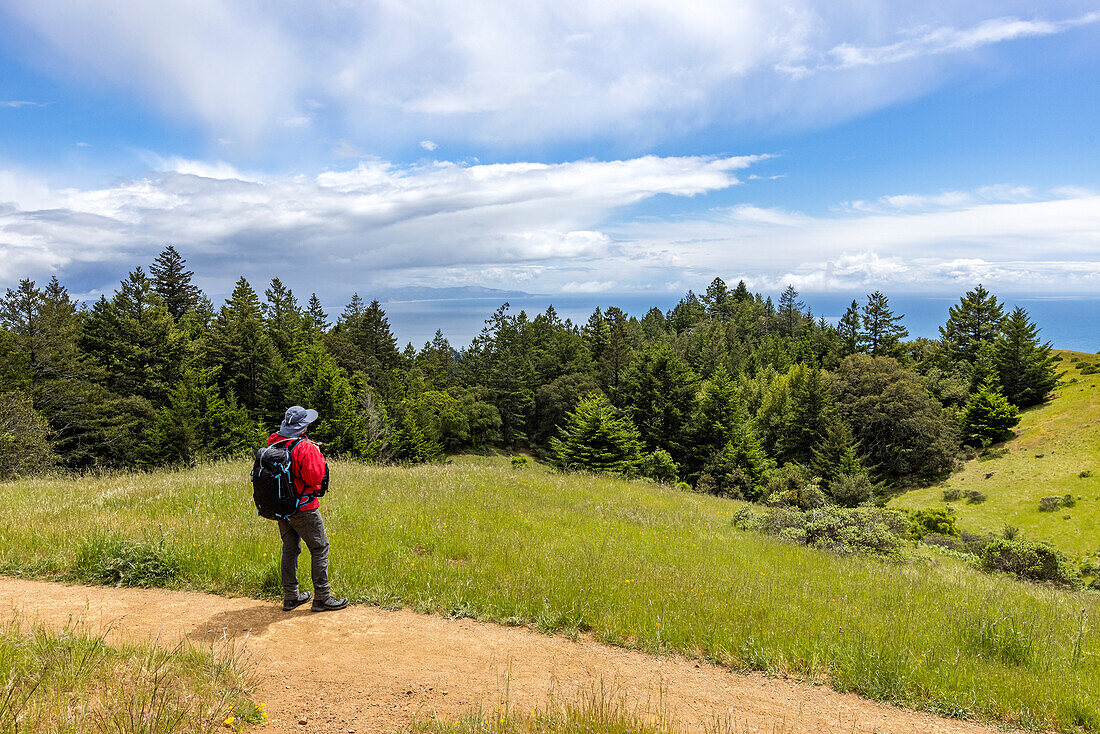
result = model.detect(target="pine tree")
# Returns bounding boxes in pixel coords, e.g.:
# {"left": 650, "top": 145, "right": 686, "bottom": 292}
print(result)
{"left": 550, "top": 393, "right": 642, "bottom": 475}
{"left": 940, "top": 284, "right": 1004, "bottom": 364}
{"left": 780, "top": 365, "right": 835, "bottom": 465}
{"left": 149, "top": 245, "right": 201, "bottom": 320}
{"left": 811, "top": 419, "right": 865, "bottom": 488}
{"left": 961, "top": 384, "right": 1020, "bottom": 446}
{"left": 263, "top": 277, "right": 304, "bottom": 361}
{"left": 306, "top": 293, "right": 330, "bottom": 337}
{"left": 995, "top": 307, "right": 1060, "bottom": 407}
{"left": 731, "top": 279, "right": 751, "bottom": 303}
{"left": 698, "top": 422, "right": 773, "bottom": 500}
{"left": 206, "top": 277, "right": 286, "bottom": 420}
{"left": 837, "top": 299, "right": 861, "bottom": 355}
{"left": 290, "top": 341, "right": 363, "bottom": 456}
{"left": 81, "top": 268, "right": 185, "bottom": 404}
{"left": 778, "top": 284, "right": 804, "bottom": 336}
{"left": 703, "top": 277, "right": 731, "bottom": 319}
{"left": 860, "top": 291, "right": 908, "bottom": 356}
{"left": 617, "top": 343, "right": 699, "bottom": 463}
{"left": 688, "top": 364, "right": 745, "bottom": 476}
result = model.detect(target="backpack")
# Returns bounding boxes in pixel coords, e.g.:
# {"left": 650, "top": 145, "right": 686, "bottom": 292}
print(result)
{"left": 251, "top": 438, "right": 307, "bottom": 520}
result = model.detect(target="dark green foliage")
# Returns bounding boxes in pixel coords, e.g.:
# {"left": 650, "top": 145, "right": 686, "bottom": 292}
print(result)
{"left": 264, "top": 277, "right": 304, "bottom": 361}
{"left": 995, "top": 307, "right": 1060, "bottom": 407}
{"left": 696, "top": 422, "right": 773, "bottom": 500}
{"left": 149, "top": 245, "right": 201, "bottom": 320}
{"left": 811, "top": 419, "right": 865, "bottom": 491}
{"left": 837, "top": 299, "right": 861, "bottom": 356}
{"left": 0, "top": 390, "right": 55, "bottom": 477}
{"left": 833, "top": 355, "right": 959, "bottom": 481}
{"left": 290, "top": 342, "right": 363, "bottom": 456}
{"left": 686, "top": 364, "right": 744, "bottom": 476}
{"left": 550, "top": 393, "right": 641, "bottom": 475}
{"left": 140, "top": 369, "right": 258, "bottom": 465}
{"left": 909, "top": 507, "right": 960, "bottom": 539}
{"left": 980, "top": 539, "right": 1081, "bottom": 587}
{"left": 638, "top": 448, "right": 679, "bottom": 484}
{"left": 763, "top": 464, "right": 826, "bottom": 510}
{"left": 617, "top": 343, "right": 698, "bottom": 463}
{"left": 534, "top": 373, "right": 599, "bottom": 445}
{"left": 828, "top": 472, "right": 875, "bottom": 507}
{"left": 859, "top": 291, "right": 908, "bottom": 357}
{"left": 206, "top": 277, "right": 287, "bottom": 420}
{"left": 940, "top": 284, "right": 1004, "bottom": 364}
{"left": 961, "top": 384, "right": 1020, "bottom": 446}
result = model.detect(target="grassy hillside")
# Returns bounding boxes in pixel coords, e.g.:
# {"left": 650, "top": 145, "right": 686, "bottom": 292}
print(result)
{"left": 894, "top": 350, "right": 1100, "bottom": 559}
{"left": 1, "top": 458, "right": 1098, "bottom": 731}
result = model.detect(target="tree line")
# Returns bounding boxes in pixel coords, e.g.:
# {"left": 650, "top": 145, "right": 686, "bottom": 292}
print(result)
{"left": 0, "top": 247, "right": 1060, "bottom": 506}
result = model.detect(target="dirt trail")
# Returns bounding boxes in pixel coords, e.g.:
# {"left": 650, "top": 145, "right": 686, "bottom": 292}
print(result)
{"left": 0, "top": 578, "right": 1004, "bottom": 734}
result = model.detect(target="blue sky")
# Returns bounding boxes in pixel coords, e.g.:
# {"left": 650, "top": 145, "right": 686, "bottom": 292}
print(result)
{"left": 1, "top": 1, "right": 1099, "bottom": 345}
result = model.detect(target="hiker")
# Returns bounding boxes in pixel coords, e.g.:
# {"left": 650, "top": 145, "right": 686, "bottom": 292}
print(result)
{"left": 267, "top": 406, "right": 348, "bottom": 613}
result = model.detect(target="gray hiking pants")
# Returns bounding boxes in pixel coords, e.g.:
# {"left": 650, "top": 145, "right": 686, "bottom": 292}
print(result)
{"left": 278, "top": 509, "right": 331, "bottom": 602}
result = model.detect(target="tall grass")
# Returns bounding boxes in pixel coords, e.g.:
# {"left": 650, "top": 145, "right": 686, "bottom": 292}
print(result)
{"left": 0, "top": 619, "right": 258, "bottom": 732}
{"left": 1, "top": 456, "right": 1098, "bottom": 731}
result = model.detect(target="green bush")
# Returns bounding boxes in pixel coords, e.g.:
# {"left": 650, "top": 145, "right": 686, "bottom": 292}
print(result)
{"left": 942, "top": 488, "right": 963, "bottom": 502}
{"left": 909, "top": 507, "right": 960, "bottom": 539}
{"left": 828, "top": 472, "right": 875, "bottom": 507}
{"left": 73, "top": 536, "right": 181, "bottom": 587}
{"left": 637, "top": 448, "right": 678, "bottom": 484}
{"left": 510, "top": 455, "right": 528, "bottom": 469}
{"left": 751, "top": 506, "right": 908, "bottom": 557}
{"left": 965, "top": 490, "right": 987, "bottom": 504}
{"left": 979, "top": 539, "right": 1081, "bottom": 587}
{"left": 1039, "top": 495, "right": 1066, "bottom": 512}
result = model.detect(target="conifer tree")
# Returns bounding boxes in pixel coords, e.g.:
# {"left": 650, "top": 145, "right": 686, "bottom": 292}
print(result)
{"left": 961, "top": 383, "right": 1020, "bottom": 446}
{"left": 306, "top": 293, "right": 330, "bottom": 337}
{"left": 778, "top": 284, "right": 804, "bottom": 336}
{"left": 703, "top": 277, "right": 730, "bottom": 319}
{"left": 940, "top": 284, "right": 1004, "bottom": 364}
{"left": 207, "top": 277, "right": 286, "bottom": 420}
{"left": 550, "top": 393, "right": 642, "bottom": 475}
{"left": 859, "top": 291, "right": 908, "bottom": 356}
{"left": 995, "top": 307, "right": 1060, "bottom": 407}
{"left": 688, "top": 364, "right": 745, "bottom": 474}
{"left": 150, "top": 245, "right": 201, "bottom": 320}
{"left": 81, "top": 268, "right": 185, "bottom": 404}
{"left": 810, "top": 419, "right": 865, "bottom": 488}
{"left": 698, "top": 421, "right": 773, "bottom": 500}
{"left": 263, "top": 277, "right": 304, "bottom": 361}
{"left": 290, "top": 341, "right": 363, "bottom": 456}
{"left": 617, "top": 343, "right": 699, "bottom": 463}
{"left": 731, "top": 280, "right": 751, "bottom": 302}
{"left": 837, "top": 299, "right": 861, "bottom": 355}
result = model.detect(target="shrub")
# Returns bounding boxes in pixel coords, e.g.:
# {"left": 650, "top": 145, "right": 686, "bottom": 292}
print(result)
{"left": 965, "top": 490, "right": 987, "bottom": 504}
{"left": 1079, "top": 470, "right": 1093, "bottom": 478}
{"left": 942, "top": 488, "right": 963, "bottom": 502}
{"left": 763, "top": 464, "right": 826, "bottom": 510}
{"left": 1039, "top": 495, "right": 1065, "bottom": 512}
{"left": 909, "top": 507, "right": 959, "bottom": 539}
{"left": 827, "top": 472, "right": 875, "bottom": 507}
{"left": 1062, "top": 493, "right": 1077, "bottom": 508}
{"left": 510, "top": 456, "right": 528, "bottom": 469}
{"left": 0, "top": 390, "right": 55, "bottom": 478}
{"left": 73, "top": 536, "right": 181, "bottom": 587}
{"left": 979, "top": 538, "right": 1081, "bottom": 587}
{"left": 751, "top": 506, "right": 908, "bottom": 557}
{"left": 960, "top": 385, "right": 1020, "bottom": 447}
{"left": 637, "top": 448, "right": 678, "bottom": 484}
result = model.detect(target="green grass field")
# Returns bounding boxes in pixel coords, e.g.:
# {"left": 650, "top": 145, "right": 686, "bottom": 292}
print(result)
{"left": 894, "top": 350, "right": 1100, "bottom": 560}
{"left": 1, "top": 457, "right": 1098, "bottom": 731}
{"left": 0, "top": 619, "right": 258, "bottom": 732}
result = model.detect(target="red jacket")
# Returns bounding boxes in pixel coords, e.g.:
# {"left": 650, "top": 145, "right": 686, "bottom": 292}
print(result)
{"left": 267, "top": 433, "right": 326, "bottom": 512}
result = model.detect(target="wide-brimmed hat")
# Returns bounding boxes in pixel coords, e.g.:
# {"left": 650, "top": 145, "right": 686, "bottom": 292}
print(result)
{"left": 278, "top": 405, "right": 318, "bottom": 437}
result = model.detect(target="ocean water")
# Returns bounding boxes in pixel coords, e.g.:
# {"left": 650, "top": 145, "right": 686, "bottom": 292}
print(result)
{"left": 382, "top": 292, "right": 1100, "bottom": 354}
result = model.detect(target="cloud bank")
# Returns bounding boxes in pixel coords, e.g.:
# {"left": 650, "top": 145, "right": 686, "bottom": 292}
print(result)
{"left": 1, "top": 156, "right": 1097, "bottom": 301}
{"left": 4, "top": 1, "right": 1097, "bottom": 145}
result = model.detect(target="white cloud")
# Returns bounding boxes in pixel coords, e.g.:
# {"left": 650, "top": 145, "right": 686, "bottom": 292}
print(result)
{"left": 420, "top": 140, "right": 439, "bottom": 151}
{"left": 4, "top": 2, "right": 1095, "bottom": 144}
{"left": 612, "top": 186, "right": 1100, "bottom": 294}
{"left": 0, "top": 153, "right": 757, "bottom": 292}
{"left": 0, "top": 100, "right": 43, "bottom": 108}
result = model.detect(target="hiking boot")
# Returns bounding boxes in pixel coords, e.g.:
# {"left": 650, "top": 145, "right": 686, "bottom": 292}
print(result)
{"left": 311, "top": 596, "right": 348, "bottom": 612}
{"left": 283, "top": 591, "right": 311, "bottom": 611}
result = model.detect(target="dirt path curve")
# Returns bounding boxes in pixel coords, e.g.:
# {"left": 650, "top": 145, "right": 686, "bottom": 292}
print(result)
{"left": 0, "top": 578, "right": 1004, "bottom": 734}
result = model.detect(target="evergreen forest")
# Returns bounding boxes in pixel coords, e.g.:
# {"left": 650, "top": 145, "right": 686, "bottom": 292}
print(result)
{"left": 0, "top": 246, "right": 1061, "bottom": 509}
